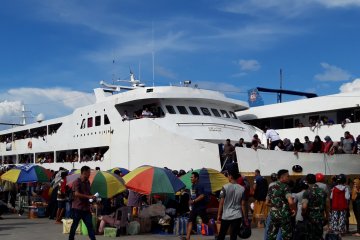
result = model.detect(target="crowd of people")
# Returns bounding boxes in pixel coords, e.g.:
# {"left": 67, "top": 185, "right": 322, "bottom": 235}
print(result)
{"left": 0, "top": 164, "right": 360, "bottom": 240}
{"left": 221, "top": 128, "right": 360, "bottom": 163}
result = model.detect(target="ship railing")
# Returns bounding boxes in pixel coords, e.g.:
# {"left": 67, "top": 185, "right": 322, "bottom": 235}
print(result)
{"left": 176, "top": 122, "right": 245, "bottom": 130}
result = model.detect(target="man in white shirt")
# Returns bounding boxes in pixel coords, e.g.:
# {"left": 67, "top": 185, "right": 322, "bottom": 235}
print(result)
{"left": 141, "top": 108, "right": 153, "bottom": 117}
{"left": 264, "top": 127, "right": 281, "bottom": 150}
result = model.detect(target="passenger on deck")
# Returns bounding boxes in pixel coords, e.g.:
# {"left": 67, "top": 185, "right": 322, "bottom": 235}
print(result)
{"left": 141, "top": 108, "right": 153, "bottom": 117}
{"left": 343, "top": 131, "right": 355, "bottom": 154}
{"left": 293, "top": 138, "right": 304, "bottom": 153}
{"left": 235, "top": 138, "right": 245, "bottom": 147}
{"left": 274, "top": 140, "right": 284, "bottom": 151}
{"left": 223, "top": 139, "right": 235, "bottom": 162}
{"left": 283, "top": 138, "right": 294, "bottom": 151}
{"left": 122, "top": 111, "right": 129, "bottom": 121}
{"left": 311, "top": 135, "right": 324, "bottom": 153}
{"left": 324, "top": 136, "right": 334, "bottom": 154}
{"left": 303, "top": 136, "right": 313, "bottom": 152}
{"left": 251, "top": 139, "right": 265, "bottom": 151}
{"left": 133, "top": 112, "right": 140, "bottom": 119}
{"left": 253, "top": 134, "right": 262, "bottom": 145}
{"left": 355, "top": 135, "right": 360, "bottom": 154}
{"left": 264, "top": 126, "right": 281, "bottom": 150}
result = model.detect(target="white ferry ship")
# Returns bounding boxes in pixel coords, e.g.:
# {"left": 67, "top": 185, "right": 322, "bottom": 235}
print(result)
{"left": 1, "top": 75, "right": 358, "bottom": 176}
{"left": 237, "top": 91, "right": 360, "bottom": 143}
{"left": 0, "top": 74, "right": 262, "bottom": 172}
{"left": 235, "top": 92, "right": 360, "bottom": 176}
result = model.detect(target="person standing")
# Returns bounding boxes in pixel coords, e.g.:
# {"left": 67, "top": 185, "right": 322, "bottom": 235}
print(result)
{"left": 222, "top": 139, "right": 235, "bottom": 163}
{"left": 217, "top": 168, "right": 247, "bottom": 240}
{"left": 68, "top": 166, "right": 97, "bottom": 240}
{"left": 303, "top": 136, "right": 313, "bottom": 153}
{"left": 264, "top": 127, "right": 281, "bottom": 150}
{"left": 184, "top": 172, "right": 209, "bottom": 240}
{"left": 252, "top": 169, "right": 268, "bottom": 228}
{"left": 266, "top": 169, "right": 296, "bottom": 240}
{"left": 352, "top": 178, "right": 360, "bottom": 237}
{"left": 329, "top": 174, "right": 350, "bottom": 235}
{"left": 301, "top": 174, "right": 327, "bottom": 240}
{"left": 55, "top": 171, "right": 68, "bottom": 223}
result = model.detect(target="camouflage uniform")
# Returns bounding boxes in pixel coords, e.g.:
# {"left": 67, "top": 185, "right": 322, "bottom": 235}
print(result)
{"left": 302, "top": 184, "right": 326, "bottom": 240}
{"left": 267, "top": 181, "right": 293, "bottom": 240}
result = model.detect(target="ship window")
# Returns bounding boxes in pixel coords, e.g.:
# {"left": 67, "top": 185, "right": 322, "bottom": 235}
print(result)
{"left": 220, "top": 110, "right": 230, "bottom": 118}
{"left": 200, "top": 107, "right": 211, "bottom": 116}
{"left": 166, "top": 105, "right": 176, "bottom": 114}
{"left": 211, "top": 108, "right": 221, "bottom": 117}
{"left": 80, "top": 119, "right": 86, "bottom": 129}
{"left": 229, "top": 111, "right": 237, "bottom": 119}
{"left": 49, "top": 123, "right": 62, "bottom": 134}
{"left": 176, "top": 106, "right": 188, "bottom": 114}
{"left": 95, "top": 116, "right": 101, "bottom": 126}
{"left": 104, "top": 114, "right": 110, "bottom": 125}
{"left": 35, "top": 152, "right": 54, "bottom": 164}
{"left": 87, "top": 117, "right": 93, "bottom": 128}
{"left": 284, "top": 118, "right": 293, "bottom": 128}
{"left": 189, "top": 106, "right": 200, "bottom": 115}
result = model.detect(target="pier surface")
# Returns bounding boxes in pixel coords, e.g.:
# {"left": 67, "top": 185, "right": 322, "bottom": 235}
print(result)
{"left": 0, "top": 214, "right": 358, "bottom": 240}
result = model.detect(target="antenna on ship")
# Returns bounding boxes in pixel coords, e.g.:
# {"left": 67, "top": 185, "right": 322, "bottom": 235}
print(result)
{"left": 152, "top": 21, "right": 155, "bottom": 87}
{"left": 112, "top": 58, "right": 116, "bottom": 85}
{"left": 20, "top": 104, "right": 32, "bottom": 125}
{"left": 278, "top": 69, "right": 283, "bottom": 103}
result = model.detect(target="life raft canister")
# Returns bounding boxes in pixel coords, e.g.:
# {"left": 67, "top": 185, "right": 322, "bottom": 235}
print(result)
{"left": 28, "top": 141, "right": 32, "bottom": 149}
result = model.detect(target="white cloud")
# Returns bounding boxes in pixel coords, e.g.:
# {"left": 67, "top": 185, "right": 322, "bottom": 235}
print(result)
{"left": 314, "top": 63, "right": 351, "bottom": 82}
{"left": 238, "top": 59, "right": 261, "bottom": 71}
{"left": 0, "top": 101, "right": 23, "bottom": 126}
{"left": 339, "top": 78, "right": 360, "bottom": 93}
{"left": 0, "top": 88, "right": 95, "bottom": 127}
{"left": 155, "top": 66, "right": 177, "bottom": 80}
{"left": 194, "top": 81, "right": 243, "bottom": 94}
{"left": 317, "top": 0, "right": 360, "bottom": 8}
{"left": 220, "top": 0, "right": 360, "bottom": 18}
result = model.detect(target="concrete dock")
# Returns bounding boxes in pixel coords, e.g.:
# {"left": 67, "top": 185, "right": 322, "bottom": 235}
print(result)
{"left": 0, "top": 214, "right": 358, "bottom": 240}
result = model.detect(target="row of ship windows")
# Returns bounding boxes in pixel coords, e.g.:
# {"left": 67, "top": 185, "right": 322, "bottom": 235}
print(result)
{"left": 165, "top": 105, "right": 238, "bottom": 119}
{"left": 73, "top": 129, "right": 112, "bottom": 137}
{"left": 80, "top": 114, "right": 110, "bottom": 129}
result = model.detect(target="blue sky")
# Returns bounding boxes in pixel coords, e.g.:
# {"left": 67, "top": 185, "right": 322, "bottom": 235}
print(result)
{"left": 0, "top": 0, "right": 360, "bottom": 125}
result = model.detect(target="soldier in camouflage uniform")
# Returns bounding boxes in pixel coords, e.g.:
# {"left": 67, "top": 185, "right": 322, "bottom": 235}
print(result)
{"left": 302, "top": 174, "right": 327, "bottom": 240}
{"left": 266, "top": 169, "right": 296, "bottom": 240}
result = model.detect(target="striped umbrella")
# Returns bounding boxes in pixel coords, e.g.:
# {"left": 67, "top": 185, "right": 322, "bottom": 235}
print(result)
{"left": 180, "top": 168, "right": 229, "bottom": 193}
{"left": 107, "top": 167, "right": 129, "bottom": 176}
{"left": 123, "top": 166, "right": 185, "bottom": 195}
{"left": 0, "top": 164, "right": 50, "bottom": 183}
{"left": 67, "top": 170, "right": 126, "bottom": 198}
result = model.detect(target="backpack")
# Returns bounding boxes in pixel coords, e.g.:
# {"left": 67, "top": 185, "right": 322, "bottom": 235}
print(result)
{"left": 332, "top": 187, "right": 347, "bottom": 211}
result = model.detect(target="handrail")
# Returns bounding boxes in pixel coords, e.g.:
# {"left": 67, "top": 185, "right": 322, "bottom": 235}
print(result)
{"left": 176, "top": 122, "right": 245, "bottom": 130}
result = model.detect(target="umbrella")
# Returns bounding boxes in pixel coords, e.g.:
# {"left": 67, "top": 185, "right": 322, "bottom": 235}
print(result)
{"left": 0, "top": 164, "right": 50, "bottom": 183}
{"left": 66, "top": 170, "right": 126, "bottom": 198}
{"left": 180, "top": 168, "right": 229, "bottom": 193}
{"left": 123, "top": 166, "right": 185, "bottom": 195}
{"left": 107, "top": 167, "right": 129, "bottom": 176}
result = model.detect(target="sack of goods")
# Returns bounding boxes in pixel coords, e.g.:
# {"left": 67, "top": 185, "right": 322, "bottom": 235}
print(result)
{"left": 104, "top": 227, "right": 117, "bottom": 238}
{"left": 62, "top": 219, "right": 81, "bottom": 234}
{"left": 127, "top": 221, "right": 140, "bottom": 235}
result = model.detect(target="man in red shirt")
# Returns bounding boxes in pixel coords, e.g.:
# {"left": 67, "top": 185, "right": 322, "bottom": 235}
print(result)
{"left": 69, "top": 166, "right": 97, "bottom": 240}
